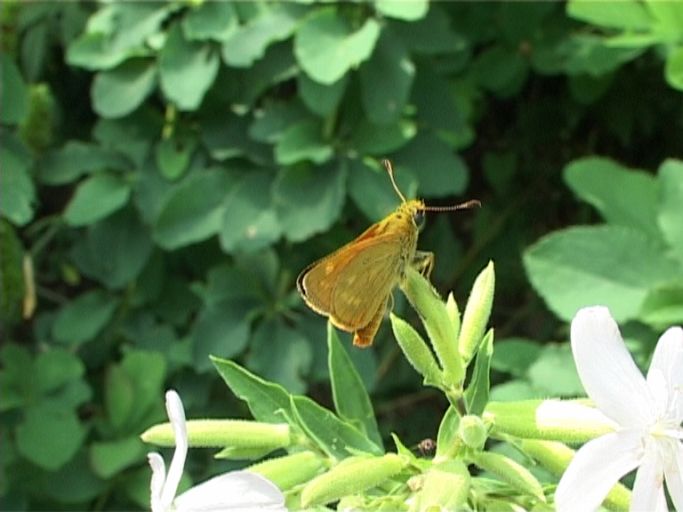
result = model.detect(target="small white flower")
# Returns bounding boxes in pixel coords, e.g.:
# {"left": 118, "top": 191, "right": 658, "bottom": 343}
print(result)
{"left": 555, "top": 306, "right": 683, "bottom": 512}
{"left": 147, "top": 390, "right": 286, "bottom": 512}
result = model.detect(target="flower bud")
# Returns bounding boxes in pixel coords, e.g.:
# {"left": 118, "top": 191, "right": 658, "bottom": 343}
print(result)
{"left": 400, "top": 267, "right": 463, "bottom": 385}
{"left": 410, "top": 460, "right": 470, "bottom": 512}
{"left": 458, "top": 415, "right": 487, "bottom": 450}
{"left": 471, "top": 451, "right": 545, "bottom": 502}
{"left": 141, "top": 419, "right": 291, "bottom": 451}
{"left": 249, "top": 451, "right": 325, "bottom": 491}
{"left": 301, "top": 453, "right": 406, "bottom": 507}
{"left": 458, "top": 261, "right": 495, "bottom": 363}
{"left": 391, "top": 313, "right": 443, "bottom": 386}
{"left": 445, "top": 292, "right": 461, "bottom": 339}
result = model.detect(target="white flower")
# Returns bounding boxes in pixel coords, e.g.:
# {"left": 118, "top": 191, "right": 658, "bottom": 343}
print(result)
{"left": 555, "top": 306, "right": 683, "bottom": 512}
{"left": 147, "top": 390, "right": 286, "bottom": 512}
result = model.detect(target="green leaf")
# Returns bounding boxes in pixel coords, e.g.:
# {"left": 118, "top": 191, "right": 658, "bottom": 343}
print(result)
{"left": 273, "top": 160, "right": 347, "bottom": 242}
{"left": 567, "top": 0, "right": 653, "bottom": 30}
{"left": 490, "top": 338, "right": 542, "bottom": 379}
{"left": 212, "top": 357, "right": 295, "bottom": 424}
{"left": 155, "top": 134, "right": 196, "bottom": 181}
{"left": 66, "top": 3, "right": 174, "bottom": 71}
{"left": 70, "top": 207, "right": 153, "bottom": 290}
{"left": 351, "top": 120, "right": 417, "bottom": 156}
{"left": 359, "top": 29, "right": 415, "bottom": 125}
{"left": 38, "top": 141, "right": 131, "bottom": 186}
{"left": 473, "top": 45, "right": 528, "bottom": 97}
{"left": 375, "top": 0, "right": 428, "bottom": 21}
{"left": 665, "top": 46, "right": 683, "bottom": 91}
{"left": 16, "top": 403, "right": 87, "bottom": 470}
{"left": 52, "top": 290, "right": 119, "bottom": 346}
{"left": 391, "top": 5, "right": 465, "bottom": 55}
{"left": 1, "top": 54, "right": 29, "bottom": 125}
{"left": 295, "top": 8, "right": 380, "bottom": 85}
{"left": 34, "top": 349, "right": 84, "bottom": 395}
{"left": 640, "top": 286, "right": 683, "bottom": 327}
{"left": 436, "top": 406, "right": 460, "bottom": 458}
{"left": 658, "top": 159, "right": 683, "bottom": 259}
{"left": 0, "top": 134, "right": 35, "bottom": 226}
{"left": 90, "top": 437, "right": 145, "bottom": 478}
{"left": 527, "top": 344, "right": 583, "bottom": 396}
{"left": 192, "top": 299, "right": 254, "bottom": 372}
{"left": 92, "top": 60, "right": 156, "bottom": 119}
{"left": 39, "top": 452, "right": 106, "bottom": 504}
{"left": 327, "top": 323, "right": 382, "bottom": 447}
{"left": 298, "top": 74, "right": 348, "bottom": 117}
{"left": 247, "top": 321, "right": 312, "bottom": 394}
{"left": 107, "top": 351, "right": 166, "bottom": 434}
{"left": 202, "top": 112, "right": 268, "bottom": 162}
{"left": 348, "top": 159, "right": 417, "bottom": 221}
{"left": 63, "top": 172, "right": 131, "bottom": 227}
{"left": 392, "top": 132, "right": 469, "bottom": 198}
{"left": 292, "top": 395, "right": 382, "bottom": 459}
{"left": 524, "top": 225, "right": 682, "bottom": 322}
{"left": 564, "top": 157, "right": 659, "bottom": 238}
{"left": 221, "top": 4, "right": 304, "bottom": 67}
{"left": 275, "top": 120, "right": 333, "bottom": 165}
{"left": 159, "top": 24, "right": 219, "bottom": 111}
{"left": 219, "top": 171, "right": 281, "bottom": 253}
{"left": 153, "top": 169, "right": 234, "bottom": 250}
{"left": 182, "top": 2, "right": 238, "bottom": 41}
{"left": 562, "top": 35, "right": 643, "bottom": 76}
{"left": 464, "top": 330, "right": 493, "bottom": 416}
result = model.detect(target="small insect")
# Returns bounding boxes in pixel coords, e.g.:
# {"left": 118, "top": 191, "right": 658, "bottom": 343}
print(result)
{"left": 297, "top": 160, "right": 479, "bottom": 348}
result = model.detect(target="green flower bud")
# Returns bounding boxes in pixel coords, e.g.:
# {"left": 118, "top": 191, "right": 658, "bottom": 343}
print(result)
{"left": 458, "top": 261, "right": 495, "bottom": 363}
{"left": 410, "top": 460, "right": 470, "bottom": 512}
{"left": 391, "top": 313, "right": 443, "bottom": 386}
{"left": 485, "top": 400, "right": 615, "bottom": 443}
{"left": 301, "top": 453, "right": 406, "bottom": 508}
{"left": 249, "top": 451, "right": 326, "bottom": 491}
{"left": 458, "top": 415, "right": 487, "bottom": 450}
{"left": 141, "top": 419, "right": 290, "bottom": 450}
{"left": 471, "top": 451, "right": 545, "bottom": 502}
{"left": 445, "top": 292, "right": 461, "bottom": 340}
{"left": 400, "top": 266, "right": 463, "bottom": 386}
{"left": 520, "top": 440, "right": 630, "bottom": 511}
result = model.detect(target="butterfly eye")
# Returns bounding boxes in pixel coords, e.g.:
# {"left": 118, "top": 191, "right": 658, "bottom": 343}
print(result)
{"left": 413, "top": 210, "right": 425, "bottom": 229}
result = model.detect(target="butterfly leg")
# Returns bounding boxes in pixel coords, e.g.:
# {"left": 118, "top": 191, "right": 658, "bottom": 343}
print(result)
{"left": 353, "top": 298, "right": 389, "bottom": 347}
{"left": 412, "top": 251, "right": 434, "bottom": 279}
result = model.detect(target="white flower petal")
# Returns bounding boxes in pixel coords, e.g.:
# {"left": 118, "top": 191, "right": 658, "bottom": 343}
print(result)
{"left": 630, "top": 448, "right": 666, "bottom": 512}
{"left": 664, "top": 440, "right": 683, "bottom": 512}
{"left": 555, "top": 430, "right": 643, "bottom": 512}
{"left": 570, "top": 306, "right": 654, "bottom": 427}
{"left": 174, "top": 471, "right": 286, "bottom": 512}
{"left": 162, "top": 390, "right": 188, "bottom": 510}
{"left": 148, "top": 452, "right": 166, "bottom": 512}
{"left": 649, "top": 326, "right": 683, "bottom": 423}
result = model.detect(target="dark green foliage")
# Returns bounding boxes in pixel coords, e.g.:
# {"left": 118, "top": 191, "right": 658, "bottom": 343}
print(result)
{"left": 1, "top": 0, "right": 682, "bottom": 509}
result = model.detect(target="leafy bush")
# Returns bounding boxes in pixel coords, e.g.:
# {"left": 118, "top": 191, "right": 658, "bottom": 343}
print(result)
{"left": 1, "top": 0, "right": 682, "bottom": 509}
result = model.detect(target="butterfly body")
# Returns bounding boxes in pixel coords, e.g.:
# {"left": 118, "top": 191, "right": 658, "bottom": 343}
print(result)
{"left": 297, "top": 199, "right": 429, "bottom": 347}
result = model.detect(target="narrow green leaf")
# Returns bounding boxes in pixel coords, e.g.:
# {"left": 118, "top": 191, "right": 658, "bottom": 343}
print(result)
{"left": 328, "top": 323, "right": 382, "bottom": 447}
{"left": 436, "top": 406, "right": 461, "bottom": 459}
{"left": 292, "top": 395, "right": 383, "bottom": 459}
{"left": 212, "top": 357, "right": 295, "bottom": 425}
{"left": 464, "top": 329, "right": 494, "bottom": 416}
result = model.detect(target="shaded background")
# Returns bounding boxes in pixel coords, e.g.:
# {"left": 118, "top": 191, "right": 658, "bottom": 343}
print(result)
{"left": 2, "top": 1, "right": 682, "bottom": 509}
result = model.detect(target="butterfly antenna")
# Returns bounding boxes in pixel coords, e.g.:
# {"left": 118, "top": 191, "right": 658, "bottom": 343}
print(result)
{"left": 382, "top": 159, "right": 408, "bottom": 204}
{"left": 423, "top": 199, "right": 481, "bottom": 212}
